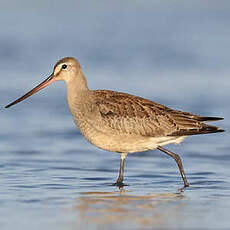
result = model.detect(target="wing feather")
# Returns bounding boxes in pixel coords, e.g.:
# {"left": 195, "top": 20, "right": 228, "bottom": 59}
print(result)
{"left": 92, "top": 90, "right": 224, "bottom": 137}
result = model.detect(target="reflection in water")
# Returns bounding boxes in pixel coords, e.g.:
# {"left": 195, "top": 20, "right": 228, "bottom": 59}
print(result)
{"left": 73, "top": 190, "right": 185, "bottom": 229}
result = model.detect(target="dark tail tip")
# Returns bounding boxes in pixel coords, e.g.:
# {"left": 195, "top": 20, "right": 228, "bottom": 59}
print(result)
{"left": 197, "top": 116, "right": 224, "bottom": 122}
{"left": 201, "top": 125, "right": 225, "bottom": 134}
{"left": 169, "top": 125, "right": 225, "bottom": 137}
{"left": 213, "top": 128, "right": 225, "bottom": 133}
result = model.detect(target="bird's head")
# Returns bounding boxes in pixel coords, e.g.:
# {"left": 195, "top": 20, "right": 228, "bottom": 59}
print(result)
{"left": 5, "top": 57, "right": 83, "bottom": 108}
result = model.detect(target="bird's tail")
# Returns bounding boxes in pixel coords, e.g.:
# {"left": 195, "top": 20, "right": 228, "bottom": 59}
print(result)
{"left": 193, "top": 116, "right": 224, "bottom": 122}
{"left": 169, "top": 124, "right": 225, "bottom": 136}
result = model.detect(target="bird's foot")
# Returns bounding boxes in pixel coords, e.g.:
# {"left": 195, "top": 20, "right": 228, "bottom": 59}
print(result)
{"left": 112, "top": 181, "right": 125, "bottom": 189}
{"left": 177, "top": 183, "right": 189, "bottom": 193}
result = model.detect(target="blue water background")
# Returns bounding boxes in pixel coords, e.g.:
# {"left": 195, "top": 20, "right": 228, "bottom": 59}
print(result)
{"left": 0, "top": 1, "right": 230, "bottom": 229}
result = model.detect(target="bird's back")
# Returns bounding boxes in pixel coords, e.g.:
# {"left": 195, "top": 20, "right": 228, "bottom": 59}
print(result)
{"left": 91, "top": 90, "right": 224, "bottom": 138}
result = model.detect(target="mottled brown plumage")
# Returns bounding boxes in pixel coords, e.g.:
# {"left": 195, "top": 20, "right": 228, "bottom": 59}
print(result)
{"left": 92, "top": 90, "right": 223, "bottom": 137}
{"left": 5, "top": 57, "right": 224, "bottom": 187}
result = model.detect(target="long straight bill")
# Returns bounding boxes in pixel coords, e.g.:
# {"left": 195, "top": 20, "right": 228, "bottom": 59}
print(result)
{"left": 5, "top": 74, "right": 55, "bottom": 108}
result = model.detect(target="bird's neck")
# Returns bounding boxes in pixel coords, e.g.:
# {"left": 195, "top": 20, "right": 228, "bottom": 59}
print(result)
{"left": 66, "top": 72, "right": 89, "bottom": 109}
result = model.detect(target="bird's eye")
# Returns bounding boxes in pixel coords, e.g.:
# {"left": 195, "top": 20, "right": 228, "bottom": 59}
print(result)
{"left": 62, "top": 64, "right": 67, "bottom": 69}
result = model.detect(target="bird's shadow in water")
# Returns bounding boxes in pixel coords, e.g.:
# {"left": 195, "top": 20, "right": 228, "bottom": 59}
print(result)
{"left": 72, "top": 187, "right": 186, "bottom": 228}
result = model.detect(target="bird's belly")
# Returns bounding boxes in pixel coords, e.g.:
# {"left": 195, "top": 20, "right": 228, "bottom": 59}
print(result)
{"left": 72, "top": 113, "right": 186, "bottom": 153}
{"left": 88, "top": 133, "right": 155, "bottom": 153}
{"left": 77, "top": 121, "right": 186, "bottom": 153}
{"left": 89, "top": 134, "right": 185, "bottom": 153}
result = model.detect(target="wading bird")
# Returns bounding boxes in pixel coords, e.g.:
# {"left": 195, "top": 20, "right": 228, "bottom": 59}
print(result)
{"left": 5, "top": 57, "right": 224, "bottom": 187}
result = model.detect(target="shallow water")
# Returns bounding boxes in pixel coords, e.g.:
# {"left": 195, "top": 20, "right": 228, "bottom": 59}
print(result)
{"left": 1, "top": 1, "right": 230, "bottom": 230}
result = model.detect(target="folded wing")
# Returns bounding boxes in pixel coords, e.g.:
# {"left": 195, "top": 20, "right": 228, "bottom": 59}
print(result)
{"left": 93, "top": 90, "right": 224, "bottom": 137}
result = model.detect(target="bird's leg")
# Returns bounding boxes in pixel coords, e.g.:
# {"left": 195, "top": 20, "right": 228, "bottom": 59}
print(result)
{"left": 157, "top": 146, "right": 189, "bottom": 187}
{"left": 115, "top": 153, "right": 127, "bottom": 188}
